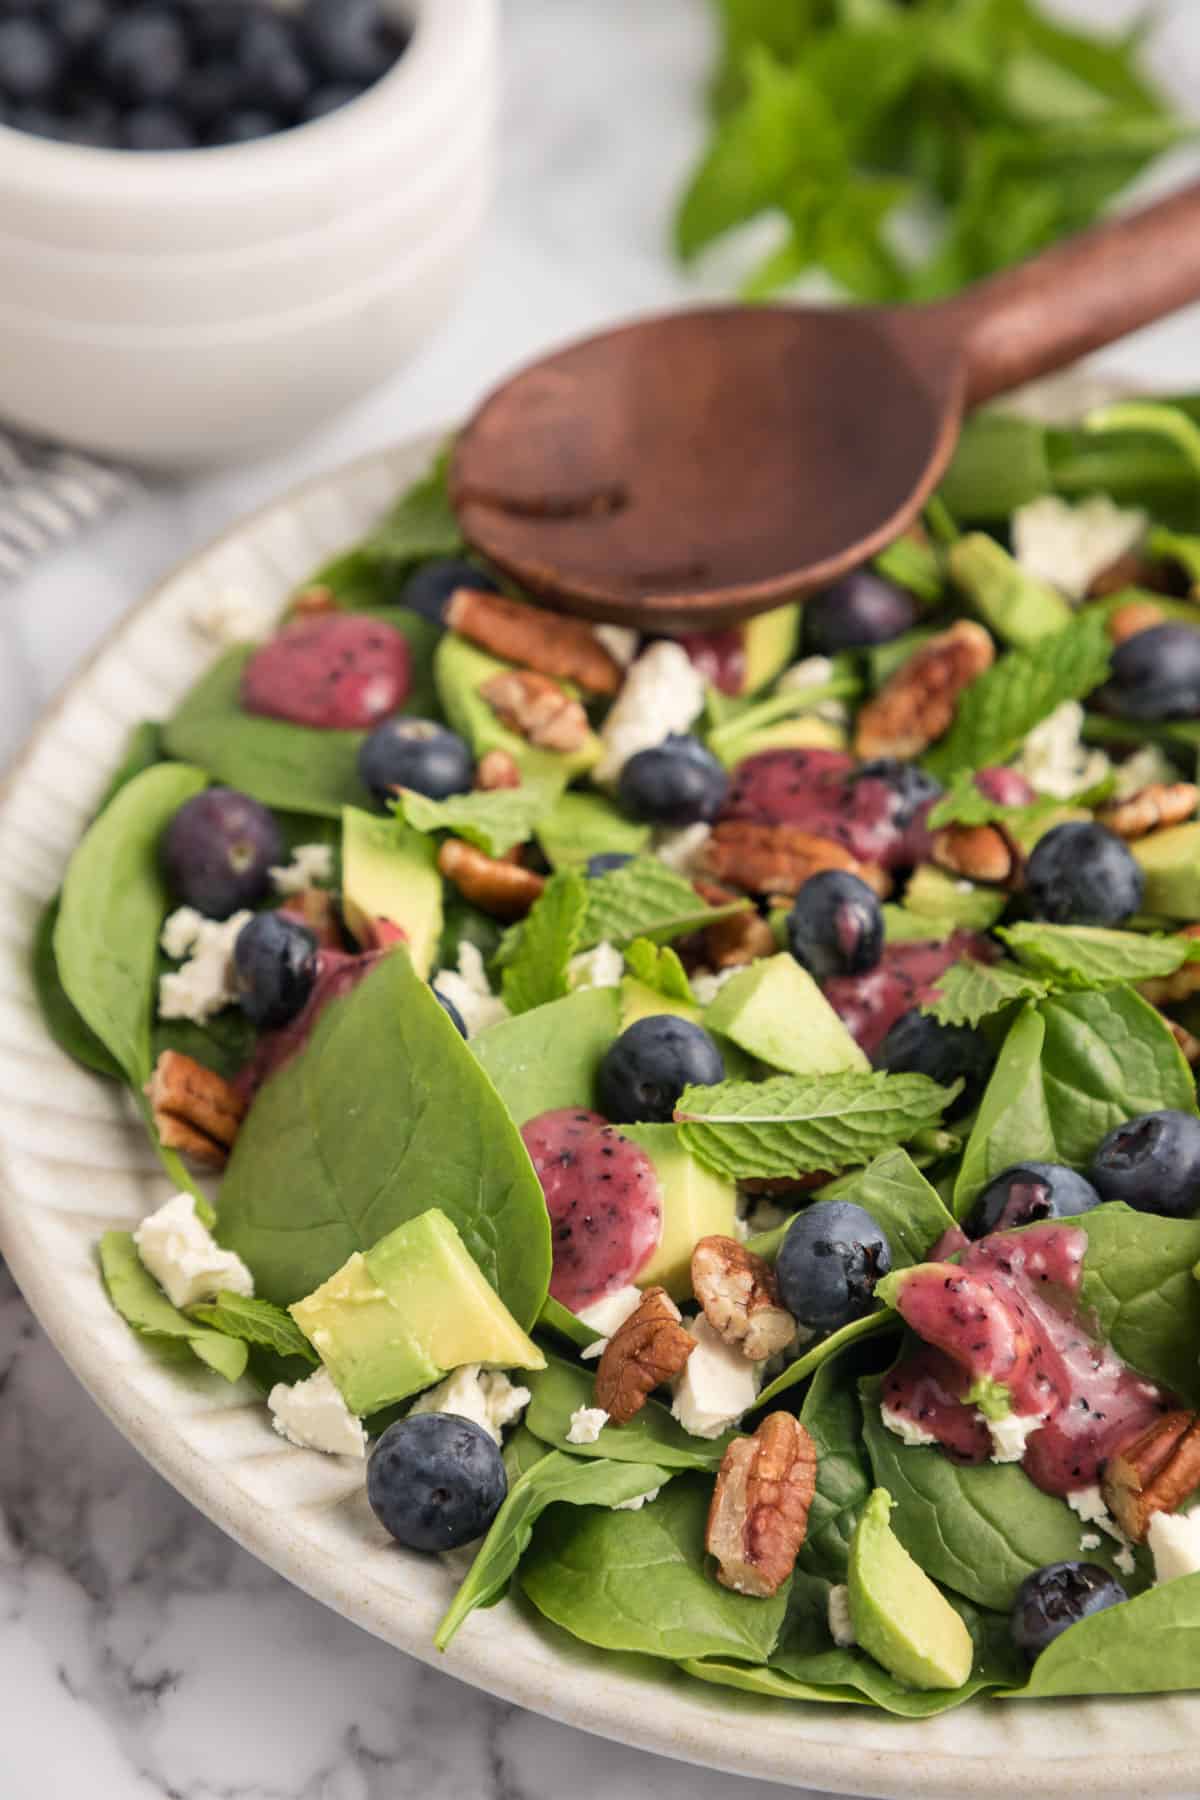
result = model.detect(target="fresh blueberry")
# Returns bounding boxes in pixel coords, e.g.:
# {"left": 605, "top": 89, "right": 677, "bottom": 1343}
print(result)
{"left": 964, "top": 1162, "right": 1102, "bottom": 1240}
{"left": 234, "top": 913, "right": 319, "bottom": 1029}
{"left": 803, "top": 570, "right": 920, "bottom": 656}
{"left": 1011, "top": 1562, "right": 1127, "bottom": 1659}
{"left": 121, "top": 103, "right": 195, "bottom": 149}
{"left": 45, "top": 0, "right": 108, "bottom": 54}
{"left": 0, "top": 18, "right": 63, "bottom": 101}
{"left": 618, "top": 734, "right": 728, "bottom": 828}
{"left": 161, "top": 787, "right": 283, "bottom": 919}
{"left": 401, "top": 557, "right": 500, "bottom": 627}
{"left": 1099, "top": 623, "right": 1200, "bottom": 721}
{"left": 874, "top": 1008, "right": 994, "bottom": 1121}
{"left": 302, "top": 0, "right": 401, "bottom": 83}
{"left": 367, "top": 1413, "right": 507, "bottom": 1553}
{"left": 98, "top": 9, "right": 189, "bottom": 104}
{"left": 585, "top": 852, "right": 634, "bottom": 879}
{"left": 434, "top": 987, "right": 468, "bottom": 1038}
{"left": 207, "top": 105, "right": 279, "bottom": 144}
{"left": 775, "top": 1200, "right": 893, "bottom": 1336}
{"left": 852, "top": 758, "right": 943, "bottom": 832}
{"left": 181, "top": 0, "right": 254, "bottom": 59}
{"left": 178, "top": 61, "right": 243, "bottom": 126}
{"left": 358, "top": 717, "right": 474, "bottom": 804}
{"left": 235, "top": 12, "right": 311, "bottom": 113}
{"left": 598, "top": 1015, "right": 725, "bottom": 1124}
{"left": 299, "top": 81, "right": 365, "bottom": 122}
{"left": 1089, "top": 1109, "right": 1200, "bottom": 1219}
{"left": 1025, "top": 822, "right": 1143, "bottom": 926}
{"left": 787, "top": 870, "right": 883, "bottom": 984}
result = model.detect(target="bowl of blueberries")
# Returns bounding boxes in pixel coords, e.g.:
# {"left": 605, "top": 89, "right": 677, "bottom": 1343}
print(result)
{"left": 0, "top": 0, "right": 497, "bottom": 462}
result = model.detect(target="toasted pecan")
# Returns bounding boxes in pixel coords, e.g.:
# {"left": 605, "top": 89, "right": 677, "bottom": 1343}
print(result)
{"left": 1097, "top": 783, "right": 1199, "bottom": 841}
{"left": 1087, "top": 553, "right": 1166, "bottom": 601}
{"left": 707, "top": 1413, "right": 817, "bottom": 1597}
{"left": 1167, "top": 1019, "right": 1200, "bottom": 1066}
{"left": 437, "top": 839, "right": 544, "bottom": 920}
{"left": 144, "top": 1050, "right": 247, "bottom": 1171}
{"left": 700, "top": 820, "right": 890, "bottom": 899}
{"left": 691, "top": 1236, "right": 796, "bottom": 1362}
{"left": 854, "top": 621, "right": 994, "bottom": 760}
{"left": 593, "top": 1286, "right": 695, "bottom": 1424}
{"left": 1102, "top": 1410, "right": 1200, "bottom": 1541}
{"left": 1107, "top": 598, "right": 1167, "bottom": 644}
{"left": 475, "top": 749, "right": 523, "bottom": 791}
{"left": 446, "top": 587, "right": 621, "bottom": 695}
{"left": 703, "top": 909, "right": 777, "bottom": 971}
{"left": 279, "top": 887, "right": 343, "bottom": 949}
{"left": 930, "top": 823, "right": 1016, "bottom": 886}
{"left": 479, "top": 668, "right": 589, "bottom": 752}
{"left": 289, "top": 583, "right": 337, "bottom": 618}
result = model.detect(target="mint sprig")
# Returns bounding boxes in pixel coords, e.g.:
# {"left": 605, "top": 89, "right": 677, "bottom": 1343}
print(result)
{"left": 623, "top": 938, "right": 696, "bottom": 1004}
{"left": 922, "top": 960, "right": 1049, "bottom": 1030}
{"left": 999, "top": 922, "right": 1200, "bottom": 989}
{"left": 579, "top": 856, "right": 747, "bottom": 949}
{"left": 397, "top": 782, "right": 559, "bottom": 858}
{"left": 501, "top": 871, "right": 588, "bottom": 1015}
{"left": 188, "top": 1292, "right": 318, "bottom": 1365}
{"left": 926, "top": 773, "right": 1072, "bottom": 834}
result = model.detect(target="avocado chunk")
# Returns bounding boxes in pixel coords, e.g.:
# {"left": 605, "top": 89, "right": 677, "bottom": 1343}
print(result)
{"left": 435, "top": 633, "right": 601, "bottom": 785}
{"left": 704, "top": 953, "right": 868, "bottom": 1076}
{"left": 620, "top": 975, "right": 702, "bottom": 1032}
{"left": 848, "top": 1487, "right": 974, "bottom": 1691}
{"left": 714, "top": 715, "right": 847, "bottom": 770}
{"left": 948, "top": 533, "right": 1073, "bottom": 648}
{"left": 742, "top": 605, "right": 802, "bottom": 694}
{"left": 341, "top": 807, "right": 442, "bottom": 977}
{"left": 1132, "top": 822, "right": 1200, "bottom": 919}
{"left": 534, "top": 790, "right": 651, "bottom": 871}
{"left": 290, "top": 1208, "right": 545, "bottom": 1415}
{"left": 899, "top": 864, "right": 1008, "bottom": 933}
{"left": 621, "top": 1122, "right": 737, "bottom": 1298}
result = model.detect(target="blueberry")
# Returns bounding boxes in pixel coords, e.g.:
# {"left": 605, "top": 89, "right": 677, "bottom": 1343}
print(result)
{"left": 302, "top": 0, "right": 399, "bottom": 83}
{"left": 233, "top": 913, "right": 318, "bottom": 1029}
{"left": 964, "top": 1161, "right": 1102, "bottom": 1240}
{"left": 0, "top": 19, "right": 63, "bottom": 101}
{"left": 787, "top": 870, "right": 883, "bottom": 984}
{"left": 434, "top": 987, "right": 468, "bottom": 1038}
{"left": 207, "top": 106, "right": 279, "bottom": 144}
{"left": 874, "top": 1008, "right": 994, "bottom": 1121}
{"left": 178, "top": 61, "right": 243, "bottom": 126}
{"left": 181, "top": 0, "right": 253, "bottom": 59}
{"left": 1011, "top": 1562, "right": 1126, "bottom": 1660}
{"left": 1025, "top": 822, "right": 1143, "bottom": 926}
{"left": 598, "top": 1015, "right": 725, "bottom": 1124}
{"left": 618, "top": 734, "right": 728, "bottom": 828}
{"left": 300, "top": 81, "right": 364, "bottom": 122}
{"left": 367, "top": 1413, "right": 507, "bottom": 1553}
{"left": 98, "top": 10, "right": 189, "bottom": 104}
{"left": 45, "top": 0, "right": 108, "bottom": 54}
{"left": 585, "top": 852, "right": 634, "bottom": 879}
{"left": 358, "top": 717, "right": 474, "bottom": 804}
{"left": 1100, "top": 624, "right": 1200, "bottom": 721}
{"left": 235, "top": 12, "right": 311, "bottom": 114}
{"left": 1089, "top": 1109, "right": 1200, "bottom": 1219}
{"left": 401, "top": 557, "right": 500, "bottom": 628}
{"left": 121, "top": 104, "right": 195, "bottom": 149}
{"left": 852, "top": 758, "right": 943, "bottom": 831}
{"left": 803, "top": 570, "right": 920, "bottom": 656}
{"left": 775, "top": 1200, "right": 892, "bottom": 1335}
{"left": 161, "top": 787, "right": 283, "bottom": 918}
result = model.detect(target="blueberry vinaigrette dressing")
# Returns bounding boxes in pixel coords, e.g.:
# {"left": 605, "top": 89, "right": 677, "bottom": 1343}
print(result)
{"left": 675, "top": 628, "right": 746, "bottom": 696}
{"left": 235, "top": 947, "right": 387, "bottom": 1099}
{"left": 722, "top": 748, "right": 936, "bottom": 869}
{"left": 883, "top": 1223, "right": 1173, "bottom": 1496}
{"left": 520, "top": 1108, "right": 662, "bottom": 1312}
{"left": 824, "top": 931, "right": 995, "bottom": 1057}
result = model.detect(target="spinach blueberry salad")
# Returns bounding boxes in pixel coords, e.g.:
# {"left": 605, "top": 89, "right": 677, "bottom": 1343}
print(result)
{"left": 36, "top": 395, "right": 1200, "bottom": 1715}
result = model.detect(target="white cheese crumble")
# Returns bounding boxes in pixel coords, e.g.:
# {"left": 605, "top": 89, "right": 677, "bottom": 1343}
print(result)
{"left": 408, "top": 1365, "right": 531, "bottom": 1445}
{"left": 576, "top": 1286, "right": 644, "bottom": 1336}
{"left": 580, "top": 1339, "right": 607, "bottom": 1361}
{"left": 269, "top": 1368, "right": 367, "bottom": 1459}
{"left": 741, "top": 1198, "right": 790, "bottom": 1237}
{"left": 1079, "top": 1532, "right": 1102, "bottom": 1552}
{"left": 269, "top": 843, "right": 334, "bottom": 896}
{"left": 1148, "top": 1507, "right": 1200, "bottom": 1585}
{"left": 1010, "top": 700, "right": 1110, "bottom": 801}
{"left": 671, "top": 1314, "right": 761, "bottom": 1439}
{"left": 567, "top": 1405, "right": 610, "bottom": 1445}
{"left": 1012, "top": 495, "right": 1146, "bottom": 601}
{"left": 612, "top": 1486, "right": 662, "bottom": 1513}
{"left": 593, "top": 624, "right": 640, "bottom": 668}
{"left": 1112, "top": 742, "right": 1180, "bottom": 801}
{"left": 690, "top": 966, "right": 741, "bottom": 1007}
{"left": 777, "top": 655, "right": 851, "bottom": 726}
{"left": 158, "top": 907, "right": 252, "bottom": 1025}
{"left": 1066, "top": 1485, "right": 1109, "bottom": 1525}
{"left": 827, "top": 1583, "right": 857, "bottom": 1649}
{"left": 190, "top": 584, "right": 278, "bottom": 645}
{"left": 568, "top": 941, "right": 625, "bottom": 991}
{"left": 879, "top": 1403, "right": 940, "bottom": 1449}
{"left": 432, "top": 941, "right": 509, "bottom": 1039}
{"left": 134, "top": 1193, "right": 254, "bottom": 1311}
{"left": 594, "top": 641, "right": 705, "bottom": 785}
{"left": 654, "top": 822, "right": 712, "bottom": 877}
{"left": 1114, "top": 1545, "right": 1136, "bottom": 1578}
{"left": 984, "top": 1409, "right": 1043, "bottom": 1465}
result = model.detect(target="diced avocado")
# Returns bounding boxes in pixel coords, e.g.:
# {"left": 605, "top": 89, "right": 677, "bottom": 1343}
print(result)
{"left": 717, "top": 716, "right": 847, "bottom": 770}
{"left": 1133, "top": 822, "right": 1200, "bottom": 919}
{"left": 341, "top": 808, "right": 442, "bottom": 977}
{"left": 1002, "top": 804, "right": 1089, "bottom": 859}
{"left": 290, "top": 1208, "right": 544, "bottom": 1416}
{"left": 435, "top": 633, "right": 601, "bottom": 785}
{"left": 621, "top": 1122, "right": 738, "bottom": 1299}
{"left": 948, "top": 533, "right": 1073, "bottom": 648}
{"left": 902, "top": 865, "right": 1008, "bottom": 932}
{"left": 848, "top": 1487, "right": 974, "bottom": 1691}
{"left": 742, "top": 604, "right": 802, "bottom": 694}
{"left": 535, "top": 789, "right": 651, "bottom": 870}
{"left": 704, "top": 953, "right": 868, "bottom": 1076}
{"left": 620, "top": 975, "right": 703, "bottom": 1031}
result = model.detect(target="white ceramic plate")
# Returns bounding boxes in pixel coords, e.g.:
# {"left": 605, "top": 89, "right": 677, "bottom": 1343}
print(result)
{"left": 1, "top": 428, "right": 1197, "bottom": 1800}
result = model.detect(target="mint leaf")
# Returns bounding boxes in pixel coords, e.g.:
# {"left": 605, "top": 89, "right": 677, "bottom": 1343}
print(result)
{"left": 396, "top": 782, "right": 558, "bottom": 859}
{"left": 922, "top": 959, "right": 1049, "bottom": 1028}
{"left": 623, "top": 938, "right": 696, "bottom": 1004}
{"left": 501, "top": 871, "right": 588, "bottom": 1016}
{"left": 188, "top": 1292, "right": 318, "bottom": 1365}
{"left": 926, "top": 772, "right": 1066, "bottom": 833}
{"left": 1000, "top": 922, "right": 1200, "bottom": 988}
{"left": 99, "top": 1232, "right": 249, "bottom": 1384}
{"left": 674, "top": 1071, "right": 960, "bottom": 1181}
{"left": 580, "top": 856, "right": 747, "bottom": 949}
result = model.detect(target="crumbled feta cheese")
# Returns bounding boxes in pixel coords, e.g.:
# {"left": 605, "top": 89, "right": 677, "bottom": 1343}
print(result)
{"left": 158, "top": 908, "right": 252, "bottom": 1025}
{"left": 880, "top": 1403, "right": 941, "bottom": 1449}
{"left": 432, "top": 942, "right": 509, "bottom": 1039}
{"left": 1079, "top": 1532, "right": 1102, "bottom": 1552}
{"left": 654, "top": 822, "right": 712, "bottom": 876}
{"left": 269, "top": 843, "right": 334, "bottom": 896}
{"left": 594, "top": 642, "right": 705, "bottom": 785}
{"left": 455, "top": 941, "right": 493, "bottom": 997}
{"left": 190, "top": 584, "right": 278, "bottom": 645}
{"left": 1010, "top": 701, "right": 1110, "bottom": 801}
{"left": 777, "top": 655, "right": 850, "bottom": 726}
{"left": 985, "top": 1409, "right": 1043, "bottom": 1465}
{"left": 1112, "top": 743, "right": 1179, "bottom": 801}
{"left": 576, "top": 1286, "right": 644, "bottom": 1336}
{"left": 671, "top": 1314, "right": 761, "bottom": 1439}
{"left": 690, "top": 966, "right": 741, "bottom": 1007}
{"left": 269, "top": 1368, "right": 367, "bottom": 1458}
{"left": 612, "top": 1486, "right": 661, "bottom": 1512}
{"left": 568, "top": 941, "right": 624, "bottom": 991}
{"left": 742, "top": 1198, "right": 790, "bottom": 1237}
{"left": 1012, "top": 495, "right": 1146, "bottom": 602}
{"left": 1066, "top": 1485, "right": 1109, "bottom": 1525}
{"left": 580, "top": 1339, "right": 607, "bottom": 1361}
{"left": 567, "top": 1406, "right": 610, "bottom": 1445}
{"left": 1148, "top": 1507, "right": 1200, "bottom": 1585}
{"left": 593, "top": 624, "right": 640, "bottom": 668}
{"left": 827, "top": 1583, "right": 857, "bottom": 1649}
{"left": 1114, "top": 1545, "right": 1136, "bottom": 1578}
{"left": 134, "top": 1193, "right": 254, "bottom": 1311}
{"left": 408, "top": 1364, "right": 531, "bottom": 1445}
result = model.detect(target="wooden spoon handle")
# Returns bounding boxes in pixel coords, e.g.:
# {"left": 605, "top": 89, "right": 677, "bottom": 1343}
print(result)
{"left": 935, "top": 180, "right": 1200, "bottom": 407}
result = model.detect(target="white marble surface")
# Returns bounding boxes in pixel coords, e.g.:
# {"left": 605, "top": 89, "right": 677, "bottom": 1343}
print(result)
{"left": 4, "top": 3, "right": 1200, "bottom": 1797}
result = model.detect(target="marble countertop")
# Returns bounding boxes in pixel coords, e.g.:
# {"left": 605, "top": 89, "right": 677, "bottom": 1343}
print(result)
{"left": 4, "top": 3, "right": 1200, "bottom": 1797}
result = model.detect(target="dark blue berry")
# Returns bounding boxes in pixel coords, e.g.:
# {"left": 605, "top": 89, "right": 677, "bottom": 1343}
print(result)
{"left": 401, "top": 557, "right": 500, "bottom": 627}
{"left": 618, "top": 734, "right": 727, "bottom": 828}
{"left": 874, "top": 1008, "right": 994, "bottom": 1121}
{"left": 598, "top": 1015, "right": 725, "bottom": 1124}
{"left": 234, "top": 913, "right": 319, "bottom": 1029}
{"left": 207, "top": 105, "right": 279, "bottom": 144}
{"left": 46, "top": 0, "right": 108, "bottom": 54}
{"left": 1089, "top": 1109, "right": 1200, "bottom": 1219}
{"left": 98, "top": 10, "right": 189, "bottom": 104}
{"left": 964, "top": 1162, "right": 1101, "bottom": 1240}
{"left": 162, "top": 788, "right": 283, "bottom": 919}
{"left": 1025, "top": 822, "right": 1143, "bottom": 926}
{"left": 300, "top": 82, "right": 365, "bottom": 122}
{"left": 585, "top": 852, "right": 633, "bottom": 879}
{"left": 235, "top": 12, "right": 310, "bottom": 113}
{"left": 182, "top": 0, "right": 254, "bottom": 59}
{"left": 178, "top": 62, "right": 243, "bottom": 126}
{"left": 1100, "top": 624, "right": 1200, "bottom": 722}
{"left": 368, "top": 1413, "right": 507, "bottom": 1552}
{"left": 852, "top": 758, "right": 943, "bottom": 832}
{"left": 358, "top": 718, "right": 474, "bottom": 804}
{"left": 0, "top": 18, "right": 63, "bottom": 101}
{"left": 803, "top": 570, "right": 920, "bottom": 656}
{"left": 434, "top": 987, "right": 468, "bottom": 1038}
{"left": 775, "top": 1200, "right": 892, "bottom": 1335}
{"left": 121, "top": 104, "right": 195, "bottom": 149}
{"left": 302, "top": 0, "right": 400, "bottom": 83}
{"left": 1011, "top": 1562, "right": 1126, "bottom": 1659}
{"left": 787, "top": 870, "right": 883, "bottom": 984}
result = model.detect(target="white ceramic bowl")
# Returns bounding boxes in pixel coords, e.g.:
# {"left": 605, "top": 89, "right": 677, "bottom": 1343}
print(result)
{"left": 0, "top": 0, "right": 497, "bottom": 463}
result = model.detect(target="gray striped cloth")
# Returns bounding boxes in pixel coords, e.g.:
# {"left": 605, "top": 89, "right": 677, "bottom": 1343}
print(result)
{"left": 0, "top": 430, "right": 135, "bottom": 586}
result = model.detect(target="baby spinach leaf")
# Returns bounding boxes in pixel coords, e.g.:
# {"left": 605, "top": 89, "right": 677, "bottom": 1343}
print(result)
{"left": 217, "top": 949, "right": 552, "bottom": 1326}
{"left": 32, "top": 896, "right": 123, "bottom": 1081}
{"left": 1079, "top": 1205, "right": 1200, "bottom": 1402}
{"left": 501, "top": 871, "right": 589, "bottom": 1015}
{"left": 534, "top": 789, "right": 651, "bottom": 871}
{"left": 524, "top": 1353, "right": 733, "bottom": 1470}
{"left": 397, "top": 781, "right": 561, "bottom": 859}
{"left": 503, "top": 1423, "right": 553, "bottom": 1484}
{"left": 1037, "top": 986, "right": 1197, "bottom": 1170}
{"left": 954, "top": 1007, "right": 1056, "bottom": 1217}
{"left": 1008, "top": 1572, "right": 1200, "bottom": 1698}
{"left": 536, "top": 1296, "right": 601, "bottom": 1352}
{"left": 1000, "top": 922, "right": 1200, "bottom": 989}
{"left": 359, "top": 444, "right": 463, "bottom": 567}
{"left": 923, "top": 959, "right": 1049, "bottom": 1029}
{"left": 435, "top": 1450, "right": 672, "bottom": 1650}
{"left": 579, "top": 856, "right": 748, "bottom": 949}
{"left": 753, "top": 1313, "right": 897, "bottom": 1411}
{"left": 152, "top": 1008, "right": 259, "bottom": 1086}
{"left": 623, "top": 938, "right": 696, "bottom": 1004}
{"left": 472, "top": 987, "right": 620, "bottom": 1125}
{"left": 188, "top": 1293, "right": 318, "bottom": 1365}
{"left": 795, "top": 1358, "right": 872, "bottom": 1582}
{"left": 96, "top": 719, "right": 166, "bottom": 812}
{"left": 99, "top": 1232, "right": 248, "bottom": 1383}
{"left": 521, "top": 1475, "right": 787, "bottom": 1664}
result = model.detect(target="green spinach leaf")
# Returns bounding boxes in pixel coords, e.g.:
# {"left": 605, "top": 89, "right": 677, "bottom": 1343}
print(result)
{"left": 1037, "top": 986, "right": 1197, "bottom": 1169}
{"left": 923, "top": 960, "right": 1049, "bottom": 1028}
{"left": 795, "top": 1358, "right": 872, "bottom": 1582}
{"left": 32, "top": 896, "right": 123, "bottom": 1081}
{"left": 534, "top": 790, "right": 651, "bottom": 871}
{"left": 954, "top": 1007, "right": 1057, "bottom": 1217}
{"left": 1078, "top": 1205, "right": 1200, "bottom": 1402}
{"left": 524, "top": 1353, "right": 732, "bottom": 1471}
{"left": 1006, "top": 1572, "right": 1200, "bottom": 1698}
{"left": 1000, "top": 922, "right": 1200, "bottom": 988}
{"left": 99, "top": 1232, "right": 248, "bottom": 1383}
{"left": 471, "top": 987, "right": 620, "bottom": 1125}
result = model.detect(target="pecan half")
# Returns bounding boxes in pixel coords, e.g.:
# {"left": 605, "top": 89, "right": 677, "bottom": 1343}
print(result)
{"left": 593, "top": 1286, "right": 695, "bottom": 1424}
{"left": 290, "top": 583, "right": 337, "bottom": 617}
{"left": 1107, "top": 598, "right": 1167, "bottom": 644}
{"left": 701, "top": 820, "right": 890, "bottom": 899}
{"left": 475, "top": 748, "right": 522, "bottom": 791}
{"left": 691, "top": 1236, "right": 796, "bottom": 1362}
{"left": 930, "top": 823, "right": 1016, "bottom": 886}
{"left": 854, "top": 621, "right": 995, "bottom": 760}
{"left": 707, "top": 1413, "right": 817, "bottom": 1597}
{"left": 446, "top": 587, "right": 621, "bottom": 695}
{"left": 703, "top": 909, "right": 777, "bottom": 971}
{"left": 1087, "top": 553, "right": 1165, "bottom": 600}
{"left": 1168, "top": 1018, "right": 1200, "bottom": 1066}
{"left": 279, "top": 887, "right": 343, "bottom": 949}
{"left": 1138, "top": 926, "right": 1200, "bottom": 1005}
{"left": 1102, "top": 1410, "right": 1200, "bottom": 1541}
{"left": 437, "top": 839, "right": 545, "bottom": 919}
{"left": 479, "top": 668, "right": 589, "bottom": 752}
{"left": 1097, "top": 782, "right": 1199, "bottom": 841}
{"left": 144, "top": 1050, "right": 247, "bottom": 1170}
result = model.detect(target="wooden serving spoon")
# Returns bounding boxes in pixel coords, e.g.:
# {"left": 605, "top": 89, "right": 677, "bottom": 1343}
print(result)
{"left": 450, "top": 181, "right": 1200, "bottom": 632}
